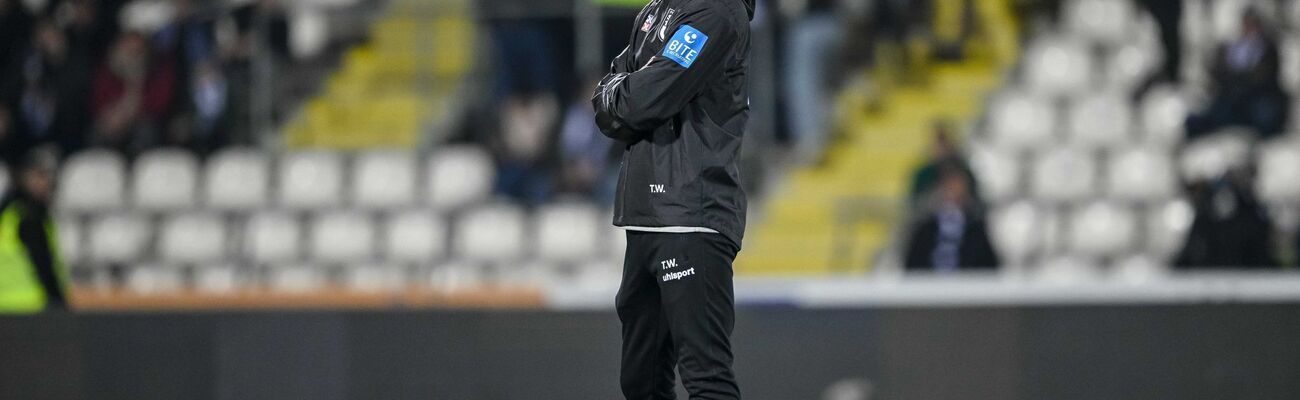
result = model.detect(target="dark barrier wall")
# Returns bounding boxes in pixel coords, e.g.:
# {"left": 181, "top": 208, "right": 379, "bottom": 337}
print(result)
{"left": 3, "top": 305, "right": 1300, "bottom": 400}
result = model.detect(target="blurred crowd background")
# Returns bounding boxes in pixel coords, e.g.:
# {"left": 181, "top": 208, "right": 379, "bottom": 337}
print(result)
{"left": 2, "top": 0, "right": 1300, "bottom": 306}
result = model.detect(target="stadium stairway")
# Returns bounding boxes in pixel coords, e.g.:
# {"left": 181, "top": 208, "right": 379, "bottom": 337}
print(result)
{"left": 283, "top": 0, "right": 472, "bottom": 149}
{"left": 736, "top": 0, "right": 1020, "bottom": 276}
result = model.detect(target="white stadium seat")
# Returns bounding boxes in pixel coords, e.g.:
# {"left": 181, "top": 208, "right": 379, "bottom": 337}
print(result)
{"left": 352, "top": 151, "right": 417, "bottom": 209}
{"left": 55, "top": 217, "right": 82, "bottom": 265}
{"left": 1038, "top": 256, "right": 1102, "bottom": 283}
{"left": 133, "top": 149, "right": 199, "bottom": 211}
{"left": 1066, "top": 92, "right": 1133, "bottom": 148}
{"left": 125, "top": 264, "right": 184, "bottom": 294}
{"left": 205, "top": 148, "right": 271, "bottom": 211}
{"left": 244, "top": 212, "right": 302, "bottom": 264}
{"left": 310, "top": 212, "right": 376, "bottom": 263}
{"left": 343, "top": 263, "right": 404, "bottom": 292}
{"left": 1281, "top": 35, "right": 1300, "bottom": 95}
{"left": 1179, "top": 131, "right": 1252, "bottom": 181}
{"left": 268, "top": 264, "right": 327, "bottom": 293}
{"left": 1138, "top": 85, "right": 1192, "bottom": 146}
{"left": 1104, "top": 41, "right": 1162, "bottom": 91}
{"left": 1063, "top": 0, "right": 1136, "bottom": 45}
{"left": 454, "top": 203, "right": 526, "bottom": 263}
{"left": 429, "top": 261, "right": 485, "bottom": 292}
{"left": 1255, "top": 142, "right": 1300, "bottom": 203}
{"left": 1113, "top": 254, "right": 1168, "bottom": 283}
{"left": 1023, "top": 37, "right": 1092, "bottom": 97}
{"left": 427, "top": 146, "right": 495, "bottom": 211}
{"left": 989, "top": 201, "right": 1045, "bottom": 266}
{"left": 1107, "top": 147, "right": 1177, "bottom": 203}
{"left": 1068, "top": 202, "right": 1138, "bottom": 257}
{"left": 382, "top": 211, "right": 447, "bottom": 264}
{"left": 194, "top": 263, "right": 241, "bottom": 294}
{"left": 158, "top": 213, "right": 228, "bottom": 263}
{"left": 1210, "top": 0, "right": 1259, "bottom": 43}
{"left": 57, "top": 150, "right": 127, "bottom": 211}
{"left": 87, "top": 214, "right": 151, "bottom": 264}
{"left": 987, "top": 91, "right": 1056, "bottom": 150}
{"left": 1030, "top": 147, "right": 1097, "bottom": 203}
{"left": 967, "top": 144, "right": 1020, "bottom": 202}
{"left": 278, "top": 152, "right": 345, "bottom": 209}
{"left": 1146, "top": 199, "right": 1194, "bottom": 260}
{"left": 535, "top": 202, "right": 601, "bottom": 263}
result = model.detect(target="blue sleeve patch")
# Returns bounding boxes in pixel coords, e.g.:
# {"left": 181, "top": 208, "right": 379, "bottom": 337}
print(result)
{"left": 662, "top": 24, "right": 709, "bottom": 68}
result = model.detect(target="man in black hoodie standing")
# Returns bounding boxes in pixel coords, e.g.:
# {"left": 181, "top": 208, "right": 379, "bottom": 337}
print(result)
{"left": 593, "top": 0, "right": 753, "bottom": 398}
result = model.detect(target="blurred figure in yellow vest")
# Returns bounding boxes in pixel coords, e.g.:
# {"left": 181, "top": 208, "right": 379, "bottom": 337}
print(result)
{"left": 0, "top": 146, "right": 67, "bottom": 313}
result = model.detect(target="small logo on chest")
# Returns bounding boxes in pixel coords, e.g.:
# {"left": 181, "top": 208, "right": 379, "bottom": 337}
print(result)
{"left": 649, "top": 184, "right": 666, "bottom": 194}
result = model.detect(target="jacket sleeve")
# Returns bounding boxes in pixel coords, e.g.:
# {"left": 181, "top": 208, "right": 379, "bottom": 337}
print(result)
{"left": 19, "top": 214, "right": 67, "bottom": 309}
{"left": 592, "top": 6, "right": 738, "bottom": 142}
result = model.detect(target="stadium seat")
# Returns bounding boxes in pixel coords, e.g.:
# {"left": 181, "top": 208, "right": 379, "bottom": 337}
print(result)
{"left": 268, "top": 264, "right": 327, "bottom": 293}
{"left": 497, "top": 261, "right": 556, "bottom": 289}
{"left": 429, "top": 261, "right": 484, "bottom": 292}
{"left": 1066, "top": 92, "right": 1133, "bottom": 148}
{"left": 989, "top": 201, "right": 1045, "bottom": 266}
{"left": 158, "top": 213, "right": 228, "bottom": 264}
{"left": 244, "top": 212, "right": 303, "bottom": 264}
{"left": 310, "top": 212, "right": 376, "bottom": 263}
{"left": 1138, "top": 85, "right": 1192, "bottom": 146}
{"left": 1063, "top": 0, "right": 1135, "bottom": 45}
{"left": 535, "top": 202, "right": 601, "bottom": 263}
{"left": 87, "top": 214, "right": 151, "bottom": 264}
{"left": 1281, "top": 35, "right": 1300, "bottom": 95}
{"left": 1107, "top": 147, "right": 1178, "bottom": 203}
{"left": 1255, "top": 142, "right": 1300, "bottom": 203}
{"left": 57, "top": 150, "right": 127, "bottom": 211}
{"left": 1209, "top": 0, "right": 1259, "bottom": 43}
{"left": 986, "top": 91, "right": 1056, "bottom": 150}
{"left": 1146, "top": 199, "right": 1194, "bottom": 260}
{"left": 125, "top": 264, "right": 184, "bottom": 294}
{"left": 382, "top": 210, "right": 447, "bottom": 264}
{"left": 205, "top": 148, "right": 271, "bottom": 211}
{"left": 133, "top": 149, "right": 200, "bottom": 211}
{"left": 426, "top": 146, "right": 494, "bottom": 211}
{"left": 352, "top": 150, "right": 418, "bottom": 209}
{"left": 55, "top": 217, "right": 82, "bottom": 266}
{"left": 278, "top": 151, "right": 345, "bottom": 209}
{"left": 1067, "top": 202, "right": 1138, "bottom": 257}
{"left": 967, "top": 143, "right": 1021, "bottom": 203}
{"left": 1037, "top": 256, "right": 1102, "bottom": 283}
{"left": 1022, "top": 37, "right": 1092, "bottom": 97}
{"left": 1179, "top": 131, "right": 1252, "bottom": 181}
{"left": 343, "top": 263, "right": 404, "bottom": 293}
{"left": 1104, "top": 41, "right": 1162, "bottom": 92}
{"left": 194, "top": 263, "right": 241, "bottom": 294}
{"left": 454, "top": 203, "right": 526, "bottom": 263}
{"left": 1113, "top": 254, "right": 1168, "bottom": 283}
{"left": 1030, "top": 147, "right": 1097, "bottom": 203}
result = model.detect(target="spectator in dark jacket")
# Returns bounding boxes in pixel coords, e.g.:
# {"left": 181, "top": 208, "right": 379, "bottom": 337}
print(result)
{"left": 91, "top": 31, "right": 177, "bottom": 155}
{"left": 1176, "top": 171, "right": 1277, "bottom": 269}
{"left": 1185, "top": 8, "right": 1290, "bottom": 138}
{"left": 904, "top": 166, "right": 999, "bottom": 272}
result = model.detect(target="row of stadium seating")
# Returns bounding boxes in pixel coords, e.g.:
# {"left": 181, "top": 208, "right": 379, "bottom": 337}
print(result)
{"left": 960, "top": 0, "right": 1300, "bottom": 273}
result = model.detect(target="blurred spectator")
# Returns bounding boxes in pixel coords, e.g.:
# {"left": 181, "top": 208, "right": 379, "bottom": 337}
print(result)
{"left": 494, "top": 92, "right": 558, "bottom": 206}
{"left": 7, "top": 18, "right": 94, "bottom": 154}
{"left": 903, "top": 166, "right": 999, "bottom": 272}
{"left": 558, "top": 79, "right": 618, "bottom": 204}
{"left": 781, "top": 0, "right": 843, "bottom": 163}
{"left": 92, "top": 31, "right": 177, "bottom": 155}
{"left": 1185, "top": 8, "right": 1291, "bottom": 139}
{"left": 0, "top": 0, "right": 34, "bottom": 85}
{"left": 0, "top": 106, "right": 15, "bottom": 163}
{"left": 0, "top": 146, "right": 68, "bottom": 313}
{"left": 1176, "top": 172, "right": 1278, "bottom": 269}
{"left": 167, "top": 59, "right": 231, "bottom": 156}
{"left": 906, "top": 121, "right": 978, "bottom": 206}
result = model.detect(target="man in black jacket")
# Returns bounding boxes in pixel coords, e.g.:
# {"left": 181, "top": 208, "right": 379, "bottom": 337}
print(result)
{"left": 593, "top": 0, "right": 753, "bottom": 398}
{"left": 0, "top": 146, "right": 67, "bottom": 313}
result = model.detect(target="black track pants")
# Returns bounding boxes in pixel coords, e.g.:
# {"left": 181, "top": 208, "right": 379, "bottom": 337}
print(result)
{"left": 616, "top": 231, "right": 740, "bottom": 400}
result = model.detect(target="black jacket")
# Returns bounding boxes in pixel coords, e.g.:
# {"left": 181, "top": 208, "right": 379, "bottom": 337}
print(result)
{"left": 593, "top": 0, "right": 754, "bottom": 247}
{"left": 903, "top": 211, "right": 1000, "bottom": 271}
